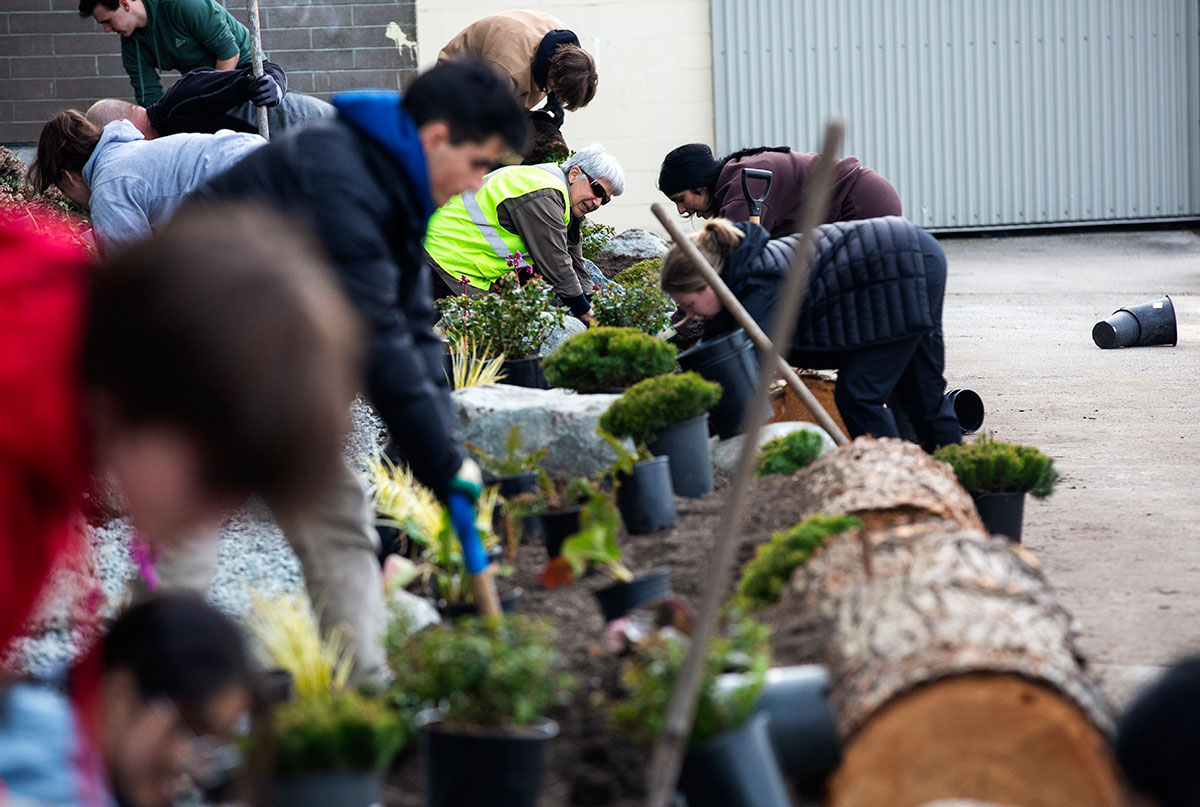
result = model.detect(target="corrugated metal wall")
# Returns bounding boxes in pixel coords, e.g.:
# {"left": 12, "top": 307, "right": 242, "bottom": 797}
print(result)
{"left": 711, "top": 0, "right": 1200, "bottom": 231}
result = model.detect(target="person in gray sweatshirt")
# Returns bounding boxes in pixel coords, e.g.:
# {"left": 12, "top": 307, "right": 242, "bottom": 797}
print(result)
{"left": 28, "top": 109, "right": 264, "bottom": 254}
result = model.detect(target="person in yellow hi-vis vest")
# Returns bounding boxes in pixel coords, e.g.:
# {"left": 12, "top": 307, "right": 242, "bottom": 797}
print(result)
{"left": 425, "top": 143, "right": 624, "bottom": 325}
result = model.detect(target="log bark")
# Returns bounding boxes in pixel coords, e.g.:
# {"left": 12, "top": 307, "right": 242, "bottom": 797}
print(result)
{"left": 767, "top": 519, "right": 1119, "bottom": 807}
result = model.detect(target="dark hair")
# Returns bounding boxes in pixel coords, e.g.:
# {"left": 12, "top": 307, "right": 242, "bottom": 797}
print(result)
{"left": 657, "top": 143, "right": 792, "bottom": 198}
{"left": 78, "top": 0, "right": 117, "bottom": 17}
{"left": 1115, "top": 654, "right": 1200, "bottom": 807}
{"left": 104, "top": 594, "right": 253, "bottom": 725}
{"left": 81, "top": 203, "right": 362, "bottom": 516}
{"left": 548, "top": 44, "right": 597, "bottom": 111}
{"left": 28, "top": 110, "right": 101, "bottom": 192}
{"left": 522, "top": 111, "right": 569, "bottom": 165}
{"left": 402, "top": 59, "right": 528, "bottom": 154}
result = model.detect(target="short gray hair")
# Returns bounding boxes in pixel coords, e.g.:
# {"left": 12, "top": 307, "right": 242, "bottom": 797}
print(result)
{"left": 563, "top": 143, "right": 625, "bottom": 197}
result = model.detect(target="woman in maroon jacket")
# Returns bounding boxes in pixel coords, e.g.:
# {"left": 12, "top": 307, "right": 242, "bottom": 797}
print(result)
{"left": 658, "top": 143, "right": 902, "bottom": 239}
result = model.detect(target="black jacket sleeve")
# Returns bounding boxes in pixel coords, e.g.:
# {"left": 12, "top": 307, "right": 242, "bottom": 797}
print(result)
{"left": 148, "top": 61, "right": 287, "bottom": 136}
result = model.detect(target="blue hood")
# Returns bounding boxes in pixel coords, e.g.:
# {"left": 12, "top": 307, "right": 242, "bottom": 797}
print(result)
{"left": 332, "top": 90, "right": 433, "bottom": 218}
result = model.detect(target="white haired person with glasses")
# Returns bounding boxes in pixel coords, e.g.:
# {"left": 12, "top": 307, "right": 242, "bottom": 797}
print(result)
{"left": 424, "top": 142, "right": 625, "bottom": 323}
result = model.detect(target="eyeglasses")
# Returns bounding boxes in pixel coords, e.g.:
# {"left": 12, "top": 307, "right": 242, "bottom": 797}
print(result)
{"left": 580, "top": 171, "right": 610, "bottom": 205}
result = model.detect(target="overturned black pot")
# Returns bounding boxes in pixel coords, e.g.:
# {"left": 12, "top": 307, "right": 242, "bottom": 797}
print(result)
{"left": 972, "top": 490, "right": 1026, "bottom": 542}
{"left": 501, "top": 355, "right": 548, "bottom": 389}
{"left": 523, "top": 505, "right": 584, "bottom": 557}
{"left": 438, "top": 587, "right": 524, "bottom": 619}
{"left": 594, "top": 568, "right": 671, "bottom": 622}
{"left": 497, "top": 470, "right": 540, "bottom": 498}
{"left": 677, "top": 328, "right": 768, "bottom": 439}
{"left": 946, "top": 388, "right": 986, "bottom": 434}
{"left": 677, "top": 712, "right": 790, "bottom": 807}
{"left": 423, "top": 718, "right": 558, "bottom": 807}
{"left": 616, "top": 456, "right": 677, "bottom": 534}
{"left": 1092, "top": 295, "right": 1177, "bottom": 349}
{"left": 271, "top": 771, "right": 381, "bottom": 807}
{"left": 647, "top": 414, "right": 714, "bottom": 498}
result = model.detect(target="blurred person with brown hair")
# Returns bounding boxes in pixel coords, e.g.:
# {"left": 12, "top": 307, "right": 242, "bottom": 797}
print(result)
{"left": 0, "top": 202, "right": 359, "bottom": 663}
{"left": 438, "top": 9, "right": 598, "bottom": 116}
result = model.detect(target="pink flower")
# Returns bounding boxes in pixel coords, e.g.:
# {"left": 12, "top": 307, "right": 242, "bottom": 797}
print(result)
{"left": 506, "top": 250, "right": 526, "bottom": 269}
{"left": 130, "top": 533, "right": 159, "bottom": 592}
{"left": 458, "top": 274, "right": 469, "bottom": 288}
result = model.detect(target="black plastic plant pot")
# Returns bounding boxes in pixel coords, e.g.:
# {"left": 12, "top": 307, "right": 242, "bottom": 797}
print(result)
{"left": 258, "top": 668, "right": 294, "bottom": 705}
{"left": 972, "top": 491, "right": 1026, "bottom": 542}
{"left": 616, "top": 456, "right": 677, "bottom": 534}
{"left": 441, "top": 350, "right": 456, "bottom": 385}
{"left": 594, "top": 568, "right": 671, "bottom": 622}
{"left": 523, "top": 505, "right": 584, "bottom": 557}
{"left": 271, "top": 770, "right": 381, "bottom": 807}
{"left": 677, "top": 712, "right": 790, "bottom": 807}
{"left": 438, "top": 587, "right": 523, "bottom": 619}
{"left": 676, "top": 328, "right": 768, "bottom": 439}
{"left": 423, "top": 718, "right": 558, "bottom": 807}
{"left": 647, "top": 414, "right": 714, "bottom": 498}
{"left": 945, "top": 388, "right": 986, "bottom": 434}
{"left": 501, "top": 355, "right": 548, "bottom": 389}
{"left": 755, "top": 666, "right": 841, "bottom": 791}
{"left": 498, "top": 471, "right": 540, "bottom": 498}
{"left": 1092, "top": 295, "right": 1177, "bottom": 349}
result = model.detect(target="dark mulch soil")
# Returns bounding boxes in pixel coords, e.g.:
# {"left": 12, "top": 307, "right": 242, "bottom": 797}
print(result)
{"left": 591, "top": 252, "right": 642, "bottom": 280}
{"left": 383, "top": 472, "right": 824, "bottom": 806}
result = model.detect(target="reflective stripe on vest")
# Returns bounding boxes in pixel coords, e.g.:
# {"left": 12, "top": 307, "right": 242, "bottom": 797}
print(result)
{"left": 424, "top": 164, "right": 570, "bottom": 290}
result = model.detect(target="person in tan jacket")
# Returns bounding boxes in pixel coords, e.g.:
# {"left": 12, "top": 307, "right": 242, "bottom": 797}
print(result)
{"left": 438, "top": 9, "right": 597, "bottom": 114}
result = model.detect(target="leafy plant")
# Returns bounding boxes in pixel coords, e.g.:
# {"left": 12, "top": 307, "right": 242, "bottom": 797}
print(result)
{"left": 386, "top": 615, "right": 575, "bottom": 728}
{"left": 467, "top": 424, "right": 547, "bottom": 478}
{"left": 609, "top": 612, "right": 771, "bottom": 747}
{"left": 934, "top": 433, "right": 1059, "bottom": 499}
{"left": 271, "top": 691, "right": 407, "bottom": 776}
{"left": 755, "top": 430, "right": 826, "bottom": 477}
{"left": 542, "top": 327, "right": 677, "bottom": 392}
{"left": 447, "top": 337, "right": 507, "bottom": 388}
{"left": 593, "top": 283, "right": 675, "bottom": 335}
{"left": 1, "top": 146, "right": 93, "bottom": 251}
{"left": 437, "top": 274, "right": 566, "bottom": 360}
{"left": 245, "top": 592, "right": 353, "bottom": 701}
{"left": 735, "top": 515, "right": 861, "bottom": 611}
{"left": 581, "top": 219, "right": 617, "bottom": 261}
{"left": 542, "top": 492, "right": 632, "bottom": 589}
{"left": 599, "top": 372, "right": 722, "bottom": 446}
{"left": 612, "top": 257, "right": 662, "bottom": 289}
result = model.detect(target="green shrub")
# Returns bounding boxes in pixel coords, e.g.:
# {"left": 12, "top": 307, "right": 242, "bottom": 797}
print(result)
{"left": 270, "top": 691, "right": 407, "bottom": 776}
{"left": 735, "top": 515, "right": 861, "bottom": 611}
{"left": 543, "top": 327, "right": 677, "bottom": 391}
{"left": 437, "top": 274, "right": 566, "bottom": 359}
{"left": 593, "top": 283, "right": 674, "bottom": 335}
{"left": 609, "top": 612, "right": 770, "bottom": 747}
{"left": 934, "top": 433, "right": 1059, "bottom": 499}
{"left": 467, "top": 424, "right": 546, "bottom": 477}
{"left": 581, "top": 219, "right": 617, "bottom": 261}
{"left": 612, "top": 257, "right": 662, "bottom": 288}
{"left": 755, "top": 430, "right": 826, "bottom": 477}
{"left": 385, "top": 615, "right": 574, "bottom": 728}
{"left": 599, "top": 372, "right": 722, "bottom": 446}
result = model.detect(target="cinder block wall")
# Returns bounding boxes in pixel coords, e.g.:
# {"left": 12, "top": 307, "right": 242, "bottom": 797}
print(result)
{"left": 0, "top": 0, "right": 417, "bottom": 144}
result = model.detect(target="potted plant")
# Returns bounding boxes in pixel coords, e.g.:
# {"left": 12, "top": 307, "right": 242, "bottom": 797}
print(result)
{"left": 245, "top": 593, "right": 406, "bottom": 807}
{"left": 386, "top": 614, "right": 575, "bottom": 807}
{"left": 676, "top": 327, "right": 766, "bottom": 439}
{"left": 467, "top": 424, "right": 547, "bottom": 498}
{"left": 513, "top": 475, "right": 600, "bottom": 557}
{"left": 542, "top": 326, "right": 677, "bottom": 392}
{"left": 754, "top": 429, "right": 827, "bottom": 477}
{"left": 734, "top": 514, "right": 863, "bottom": 612}
{"left": 599, "top": 372, "right": 722, "bottom": 497}
{"left": 443, "top": 335, "right": 507, "bottom": 390}
{"left": 592, "top": 284, "right": 675, "bottom": 336}
{"left": 934, "top": 433, "right": 1060, "bottom": 542}
{"left": 437, "top": 274, "right": 566, "bottom": 388}
{"left": 601, "top": 430, "right": 677, "bottom": 535}
{"left": 609, "top": 612, "right": 789, "bottom": 807}
{"left": 539, "top": 491, "right": 672, "bottom": 621}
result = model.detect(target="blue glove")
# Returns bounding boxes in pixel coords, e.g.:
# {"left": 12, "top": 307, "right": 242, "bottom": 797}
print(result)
{"left": 447, "top": 458, "right": 483, "bottom": 502}
{"left": 249, "top": 74, "right": 283, "bottom": 107}
{"left": 447, "top": 493, "right": 488, "bottom": 575}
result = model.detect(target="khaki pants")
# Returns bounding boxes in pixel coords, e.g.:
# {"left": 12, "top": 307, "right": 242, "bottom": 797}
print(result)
{"left": 149, "top": 459, "right": 386, "bottom": 682}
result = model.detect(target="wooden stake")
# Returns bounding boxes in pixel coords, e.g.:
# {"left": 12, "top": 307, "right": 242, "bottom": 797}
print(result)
{"left": 651, "top": 208, "right": 848, "bottom": 446}
{"left": 246, "top": 0, "right": 269, "bottom": 141}
{"left": 643, "top": 119, "right": 845, "bottom": 807}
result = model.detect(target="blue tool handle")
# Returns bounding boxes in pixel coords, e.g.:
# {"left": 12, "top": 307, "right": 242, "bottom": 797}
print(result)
{"left": 447, "top": 493, "right": 488, "bottom": 575}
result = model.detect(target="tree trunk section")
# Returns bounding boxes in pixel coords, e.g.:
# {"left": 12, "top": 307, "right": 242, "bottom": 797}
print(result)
{"left": 767, "top": 519, "right": 1119, "bottom": 807}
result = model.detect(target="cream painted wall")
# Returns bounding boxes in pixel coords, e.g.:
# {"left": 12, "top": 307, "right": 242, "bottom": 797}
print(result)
{"left": 416, "top": 1, "right": 714, "bottom": 236}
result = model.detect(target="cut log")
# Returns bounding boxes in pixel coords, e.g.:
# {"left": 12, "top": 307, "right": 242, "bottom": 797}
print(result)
{"left": 767, "top": 519, "right": 1119, "bottom": 807}
{"left": 796, "top": 437, "right": 983, "bottom": 531}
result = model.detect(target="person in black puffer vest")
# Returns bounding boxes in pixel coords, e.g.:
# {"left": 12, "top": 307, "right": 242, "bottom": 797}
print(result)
{"left": 660, "top": 216, "right": 962, "bottom": 450}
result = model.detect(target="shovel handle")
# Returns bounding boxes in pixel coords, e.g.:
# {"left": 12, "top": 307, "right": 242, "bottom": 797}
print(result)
{"left": 447, "top": 493, "right": 502, "bottom": 618}
{"left": 245, "top": 0, "right": 269, "bottom": 140}
{"left": 741, "top": 168, "right": 773, "bottom": 221}
{"left": 471, "top": 567, "right": 502, "bottom": 617}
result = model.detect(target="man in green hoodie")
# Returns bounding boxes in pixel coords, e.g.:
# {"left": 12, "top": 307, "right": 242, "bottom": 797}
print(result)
{"left": 80, "top": 0, "right": 253, "bottom": 105}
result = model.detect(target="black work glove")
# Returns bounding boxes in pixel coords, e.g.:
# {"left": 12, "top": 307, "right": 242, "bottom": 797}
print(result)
{"left": 249, "top": 74, "right": 283, "bottom": 107}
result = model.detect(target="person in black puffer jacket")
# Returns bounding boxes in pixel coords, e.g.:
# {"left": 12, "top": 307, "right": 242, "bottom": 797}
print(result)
{"left": 660, "top": 216, "right": 962, "bottom": 450}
